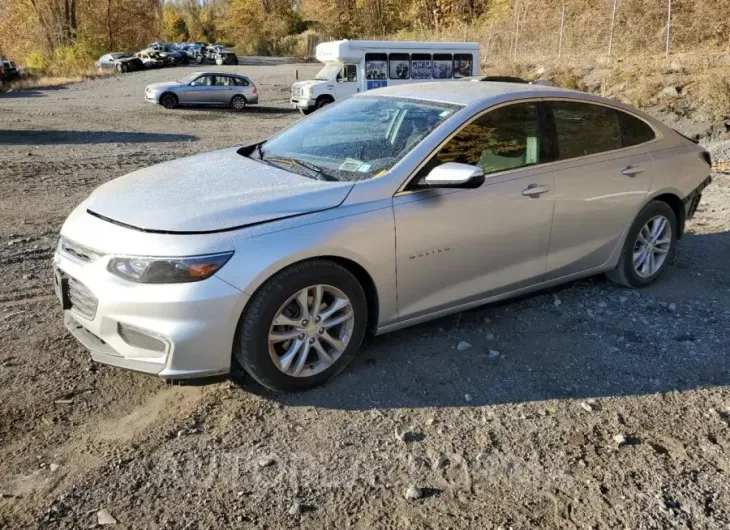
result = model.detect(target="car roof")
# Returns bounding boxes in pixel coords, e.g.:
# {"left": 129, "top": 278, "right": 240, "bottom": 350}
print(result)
{"left": 360, "top": 80, "right": 667, "bottom": 135}
{"left": 365, "top": 81, "right": 579, "bottom": 106}
{"left": 192, "top": 71, "right": 248, "bottom": 78}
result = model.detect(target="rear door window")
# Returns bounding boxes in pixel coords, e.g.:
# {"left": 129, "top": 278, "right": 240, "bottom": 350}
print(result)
{"left": 233, "top": 76, "right": 249, "bottom": 86}
{"left": 618, "top": 111, "right": 656, "bottom": 147}
{"left": 550, "top": 101, "right": 622, "bottom": 160}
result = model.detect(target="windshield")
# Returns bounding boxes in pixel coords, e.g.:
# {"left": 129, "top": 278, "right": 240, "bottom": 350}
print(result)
{"left": 251, "top": 97, "right": 460, "bottom": 182}
{"left": 314, "top": 64, "right": 342, "bottom": 81}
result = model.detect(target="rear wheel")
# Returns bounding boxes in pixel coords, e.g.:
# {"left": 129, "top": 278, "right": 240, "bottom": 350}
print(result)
{"left": 235, "top": 260, "right": 368, "bottom": 392}
{"left": 116, "top": 63, "right": 124, "bottom": 74}
{"left": 160, "top": 92, "right": 178, "bottom": 109}
{"left": 607, "top": 200, "right": 677, "bottom": 288}
{"left": 230, "top": 95, "right": 246, "bottom": 111}
{"left": 298, "top": 108, "right": 312, "bottom": 116}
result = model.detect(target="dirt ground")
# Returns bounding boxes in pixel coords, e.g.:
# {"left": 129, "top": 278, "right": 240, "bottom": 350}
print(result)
{"left": 1, "top": 61, "right": 729, "bottom": 529}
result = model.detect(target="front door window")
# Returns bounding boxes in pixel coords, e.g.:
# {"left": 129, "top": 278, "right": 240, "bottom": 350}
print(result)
{"left": 337, "top": 64, "right": 357, "bottom": 83}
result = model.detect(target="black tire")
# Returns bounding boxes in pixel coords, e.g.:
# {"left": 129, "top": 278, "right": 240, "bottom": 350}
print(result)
{"left": 195, "top": 55, "right": 204, "bottom": 65}
{"left": 160, "top": 92, "right": 178, "bottom": 109}
{"left": 230, "top": 95, "right": 246, "bottom": 111}
{"left": 298, "top": 108, "right": 313, "bottom": 116}
{"left": 116, "top": 63, "right": 124, "bottom": 74}
{"left": 606, "top": 200, "right": 677, "bottom": 288}
{"left": 235, "top": 259, "right": 368, "bottom": 392}
{"left": 315, "top": 96, "right": 333, "bottom": 110}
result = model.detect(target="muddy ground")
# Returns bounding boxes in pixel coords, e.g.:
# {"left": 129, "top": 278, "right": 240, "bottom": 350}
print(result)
{"left": 1, "top": 61, "right": 729, "bottom": 529}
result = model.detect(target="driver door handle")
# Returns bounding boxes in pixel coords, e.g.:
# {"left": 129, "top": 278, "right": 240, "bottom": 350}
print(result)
{"left": 522, "top": 184, "right": 551, "bottom": 197}
{"left": 622, "top": 165, "right": 643, "bottom": 177}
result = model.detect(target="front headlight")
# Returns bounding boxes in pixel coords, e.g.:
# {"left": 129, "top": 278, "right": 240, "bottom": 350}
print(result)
{"left": 107, "top": 252, "right": 234, "bottom": 284}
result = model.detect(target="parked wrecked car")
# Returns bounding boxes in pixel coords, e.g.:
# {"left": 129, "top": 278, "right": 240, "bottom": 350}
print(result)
{"left": 145, "top": 72, "right": 257, "bottom": 110}
{"left": 96, "top": 53, "right": 144, "bottom": 73}
{"left": 54, "top": 82, "right": 712, "bottom": 392}
{"left": 135, "top": 49, "right": 174, "bottom": 68}
{"left": 0, "top": 58, "right": 19, "bottom": 82}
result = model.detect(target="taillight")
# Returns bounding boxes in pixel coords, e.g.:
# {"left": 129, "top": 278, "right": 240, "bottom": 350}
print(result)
{"left": 252, "top": 86, "right": 257, "bottom": 95}
{"left": 701, "top": 150, "right": 712, "bottom": 167}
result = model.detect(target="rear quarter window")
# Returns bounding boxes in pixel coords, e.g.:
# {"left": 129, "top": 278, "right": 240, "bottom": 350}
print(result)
{"left": 618, "top": 111, "right": 656, "bottom": 147}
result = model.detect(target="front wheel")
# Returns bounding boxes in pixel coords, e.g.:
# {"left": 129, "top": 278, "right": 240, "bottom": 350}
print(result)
{"left": 607, "top": 200, "right": 677, "bottom": 288}
{"left": 298, "top": 108, "right": 312, "bottom": 116}
{"left": 315, "top": 97, "right": 333, "bottom": 110}
{"left": 235, "top": 260, "right": 368, "bottom": 392}
{"left": 160, "top": 92, "right": 179, "bottom": 109}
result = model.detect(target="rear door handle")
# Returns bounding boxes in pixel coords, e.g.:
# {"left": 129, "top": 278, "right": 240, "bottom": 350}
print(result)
{"left": 622, "top": 165, "right": 643, "bottom": 176}
{"left": 522, "top": 184, "right": 551, "bottom": 197}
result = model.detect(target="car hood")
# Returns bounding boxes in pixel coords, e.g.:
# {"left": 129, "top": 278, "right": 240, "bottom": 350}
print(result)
{"left": 85, "top": 148, "right": 354, "bottom": 233}
{"left": 292, "top": 80, "right": 326, "bottom": 90}
{"left": 118, "top": 57, "right": 140, "bottom": 63}
{"left": 146, "top": 81, "right": 181, "bottom": 91}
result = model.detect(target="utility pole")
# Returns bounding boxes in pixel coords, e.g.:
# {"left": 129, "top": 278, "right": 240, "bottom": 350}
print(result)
{"left": 665, "top": 0, "right": 672, "bottom": 57}
{"left": 485, "top": 21, "right": 494, "bottom": 60}
{"left": 558, "top": 3, "right": 566, "bottom": 58}
{"left": 607, "top": 0, "right": 618, "bottom": 57}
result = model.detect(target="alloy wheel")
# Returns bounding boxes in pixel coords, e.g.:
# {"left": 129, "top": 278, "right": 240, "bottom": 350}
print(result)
{"left": 231, "top": 96, "right": 246, "bottom": 110}
{"left": 268, "top": 285, "right": 354, "bottom": 378}
{"left": 633, "top": 215, "right": 671, "bottom": 278}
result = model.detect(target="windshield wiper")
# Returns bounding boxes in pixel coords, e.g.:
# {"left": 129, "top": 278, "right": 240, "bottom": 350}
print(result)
{"left": 263, "top": 155, "right": 338, "bottom": 182}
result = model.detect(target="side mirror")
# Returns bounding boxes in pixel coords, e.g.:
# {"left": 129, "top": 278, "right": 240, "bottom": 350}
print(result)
{"left": 423, "top": 162, "right": 485, "bottom": 189}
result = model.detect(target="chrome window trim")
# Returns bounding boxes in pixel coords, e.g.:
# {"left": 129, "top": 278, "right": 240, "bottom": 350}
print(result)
{"left": 395, "top": 96, "right": 662, "bottom": 196}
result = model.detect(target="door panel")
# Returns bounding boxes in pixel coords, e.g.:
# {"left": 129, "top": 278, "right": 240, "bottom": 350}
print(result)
{"left": 394, "top": 167, "right": 555, "bottom": 320}
{"left": 394, "top": 100, "right": 557, "bottom": 321}
{"left": 335, "top": 64, "right": 359, "bottom": 100}
{"left": 546, "top": 150, "right": 654, "bottom": 279}
{"left": 186, "top": 75, "right": 215, "bottom": 103}
{"left": 544, "top": 100, "right": 655, "bottom": 279}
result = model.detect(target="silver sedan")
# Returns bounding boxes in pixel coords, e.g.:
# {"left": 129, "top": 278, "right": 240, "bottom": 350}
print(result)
{"left": 55, "top": 82, "right": 712, "bottom": 391}
{"left": 145, "top": 72, "right": 258, "bottom": 110}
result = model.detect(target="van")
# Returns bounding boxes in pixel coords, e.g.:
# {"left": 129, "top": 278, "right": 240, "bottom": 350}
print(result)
{"left": 290, "top": 40, "right": 479, "bottom": 115}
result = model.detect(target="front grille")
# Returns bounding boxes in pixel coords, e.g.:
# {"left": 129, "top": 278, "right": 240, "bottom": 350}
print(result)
{"left": 291, "top": 86, "right": 302, "bottom": 98}
{"left": 59, "top": 237, "right": 104, "bottom": 263}
{"left": 66, "top": 275, "right": 98, "bottom": 320}
{"left": 117, "top": 323, "right": 168, "bottom": 353}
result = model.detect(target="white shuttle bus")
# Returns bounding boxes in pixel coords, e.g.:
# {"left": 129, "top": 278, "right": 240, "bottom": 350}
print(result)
{"left": 290, "top": 40, "right": 479, "bottom": 114}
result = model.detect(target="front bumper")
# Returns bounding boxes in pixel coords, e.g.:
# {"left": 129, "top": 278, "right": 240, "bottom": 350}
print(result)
{"left": 144, "top": 90, "right": 159, "bottom": 103}
{"left": 53, "top": 246, "right": 247, "bottom": 379}
{"left": 291, "top": 97, "right": 315, "bottom": 110}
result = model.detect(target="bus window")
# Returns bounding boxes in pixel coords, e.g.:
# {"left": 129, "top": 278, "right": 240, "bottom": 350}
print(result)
{"left": 433, "top": 54, "right": 453, "bottom": 79}
{"left": 453, "top": 54, "right": 473, "bottom": 78}
{"left": 411, "top": 53, "right": 432, "bottom": 80}
{"left": 389, "top": 53, "right": 410, "bottom": 79}
{"left": 365, "top": 53, "right": 388, "bottom": 80}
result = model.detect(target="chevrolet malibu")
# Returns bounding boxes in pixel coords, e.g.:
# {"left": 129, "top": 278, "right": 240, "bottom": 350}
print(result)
{"left": 54, "top": 82, "right": 712, "bottom": 391}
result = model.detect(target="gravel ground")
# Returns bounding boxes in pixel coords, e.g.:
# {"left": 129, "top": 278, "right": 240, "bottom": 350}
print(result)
{"left": 1, "top": 62, "right": 729, "bottom": 529}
